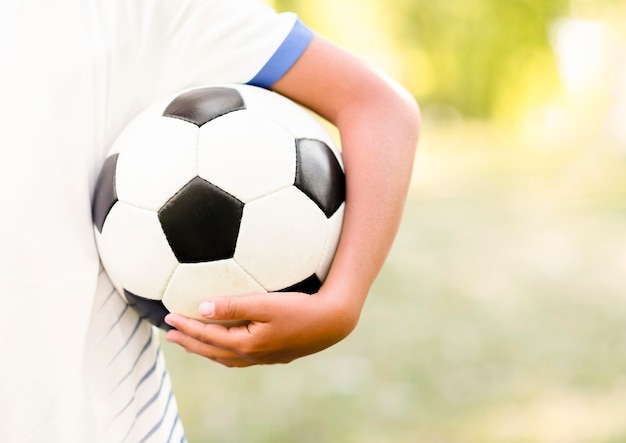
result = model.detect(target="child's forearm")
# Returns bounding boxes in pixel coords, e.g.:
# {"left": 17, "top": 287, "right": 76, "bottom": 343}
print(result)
{"left": 322, "top": 82, "right": 420, "bottom": 319}
{"left": 274, "top": 35, "right": 421, "bottom": 324}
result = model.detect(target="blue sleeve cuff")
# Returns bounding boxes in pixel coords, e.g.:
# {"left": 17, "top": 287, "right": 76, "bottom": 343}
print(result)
{"left": 247, "top": 19, "right": 314, "bottom": 88}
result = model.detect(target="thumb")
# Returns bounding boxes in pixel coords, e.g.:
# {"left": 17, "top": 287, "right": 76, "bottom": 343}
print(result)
{"left": 198, "top": 294, "right": 273, "bottom": 322}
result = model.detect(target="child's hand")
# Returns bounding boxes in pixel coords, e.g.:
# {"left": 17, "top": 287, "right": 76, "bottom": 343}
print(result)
{"left": 163, "top": 290, "right": 358, "bottom": 367}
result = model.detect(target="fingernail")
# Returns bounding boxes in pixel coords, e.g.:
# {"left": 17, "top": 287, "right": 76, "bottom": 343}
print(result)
{"left": 199, "top": 301, "right": 215, "bottom": 317}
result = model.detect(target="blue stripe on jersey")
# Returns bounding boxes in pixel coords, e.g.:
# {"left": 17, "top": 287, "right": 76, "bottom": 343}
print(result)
{"left": 247, "top": 19, "right": 314, "bottom": 88}
{"left": 108, "top": 316, "right": 144, "bottom": 365}
{"left": 109, "top": 346, "right": 161, "bottom": 423}
{"left": 120, "top": 367, "right": 169, "bottom": 441}
{"left": 108, "top": 334, "right": 154, "bottom": 395}
{"left": 138, "top": 389, "right": 174, "bottom": 443}
{"left": 96, "top": 287, "right": 116, "bottom": 313}
{"left": 99, "top": 304, "right": 130, "bottom": 346}
{"left": 136, "top": 347, "right": 161, "bottom": 392}
{"left": 166, "top": 412, "right": 182, "bottom": 443}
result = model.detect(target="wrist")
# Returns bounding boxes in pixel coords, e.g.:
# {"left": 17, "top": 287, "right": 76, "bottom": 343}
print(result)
{"left": 315, "top": 278, "right": 369, "bottom": 336}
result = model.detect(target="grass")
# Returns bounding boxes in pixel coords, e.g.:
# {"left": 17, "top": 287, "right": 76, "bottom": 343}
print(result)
{"left": 162, "top": 121, "right": 626, "bottom": 442}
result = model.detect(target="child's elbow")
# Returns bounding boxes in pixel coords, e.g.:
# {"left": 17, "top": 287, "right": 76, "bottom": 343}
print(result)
{"left": 389, "top": 82, "right": 421, "bottom": 151}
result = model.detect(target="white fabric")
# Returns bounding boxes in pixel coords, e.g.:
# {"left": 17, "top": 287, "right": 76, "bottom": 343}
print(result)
{"left": 0, "top": 1, "right": 305, "bottom": 441}
{"left": 85, "top": 267, "right": 185, "bottom": 442}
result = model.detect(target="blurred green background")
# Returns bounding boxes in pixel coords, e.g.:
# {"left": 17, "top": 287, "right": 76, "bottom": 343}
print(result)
{"left": 163, "top": 1, "right": 626, "bottom": 441}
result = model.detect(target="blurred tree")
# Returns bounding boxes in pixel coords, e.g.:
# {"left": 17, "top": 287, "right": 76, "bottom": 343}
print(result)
{"left": 272, "top": 0, "right": 569, "bottom": 119}
{"left": 399, "top": 0, "right": 569, "bottom": 118}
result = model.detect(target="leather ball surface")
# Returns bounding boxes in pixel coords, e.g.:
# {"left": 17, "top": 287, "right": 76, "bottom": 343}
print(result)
{"left": 92, "top": 84, "right": 345, "bottom": 330}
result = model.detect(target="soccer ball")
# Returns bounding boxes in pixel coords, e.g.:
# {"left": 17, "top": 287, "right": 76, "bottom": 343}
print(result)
{"left": 92, "top": 84, "right": 345, "bottom": 330}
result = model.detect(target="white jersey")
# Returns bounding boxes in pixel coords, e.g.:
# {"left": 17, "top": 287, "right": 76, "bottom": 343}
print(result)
{"left": 0, "top": 1, "right": 313, "bottom": 441}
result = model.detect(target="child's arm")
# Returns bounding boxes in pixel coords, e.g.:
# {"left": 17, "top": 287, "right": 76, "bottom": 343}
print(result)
{"left": 164, "top": 35, "right": 420, "bottom": 366}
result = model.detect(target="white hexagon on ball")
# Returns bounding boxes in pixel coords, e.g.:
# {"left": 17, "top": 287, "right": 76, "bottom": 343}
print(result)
{"left": 115, "top": 116, "right": 198, "bottom": 211}
{"left": 96, "top": 201, "right": 178, "bottom": 301}
{"left": 197, "top": 111, "right": 296, "bottom": 203}
{"left": 163, "top": 259, "right": 266, "bottom": 320}
{"left": 234, "top": 186, "right": 329, "bottom": 291}
{"left": 229, "top": 84, "right": 337, "bottom": 148}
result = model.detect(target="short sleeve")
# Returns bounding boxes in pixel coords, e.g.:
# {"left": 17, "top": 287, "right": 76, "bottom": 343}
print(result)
{"left": 100, "top": 0, "right": 315, "bottom": 141}
{"left": 247, "top": 19, "right": 314, "bottom": 88}
{"left": 103, "top": 0, "right": 315, "bottom": 90}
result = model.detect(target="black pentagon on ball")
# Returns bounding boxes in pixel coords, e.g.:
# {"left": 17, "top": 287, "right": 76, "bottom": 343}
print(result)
{"left": 92, "top": 153, "right": 119, "bottom": 233}
{"left": 295, "top": 139, "right": 346, "bottom": 218}
{"left": 158, "top": 176, "right": 244, "bottom": 263}
{"left": 278, "top": 274, "right": 322, "bottom": 295}
{"left": 162, "top": 87, "right": 246, "bottom": 127}
{"left": 124, "top": 289, "right": 172, "bottom": 331}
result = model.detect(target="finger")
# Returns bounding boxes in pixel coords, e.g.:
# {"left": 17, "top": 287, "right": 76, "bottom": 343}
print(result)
{"left": 165, "top": 328, "right": 252, "bottom": 367}
{"left": 198, "top": 294, "right": 278, "bottom": 323}
{"left": 165, "top": 312, "right": 250, "bottom": 350}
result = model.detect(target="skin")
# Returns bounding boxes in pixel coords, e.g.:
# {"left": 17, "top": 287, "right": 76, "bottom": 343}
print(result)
{"left": 164, "top": 35, "right": 421, "bottom": 367}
